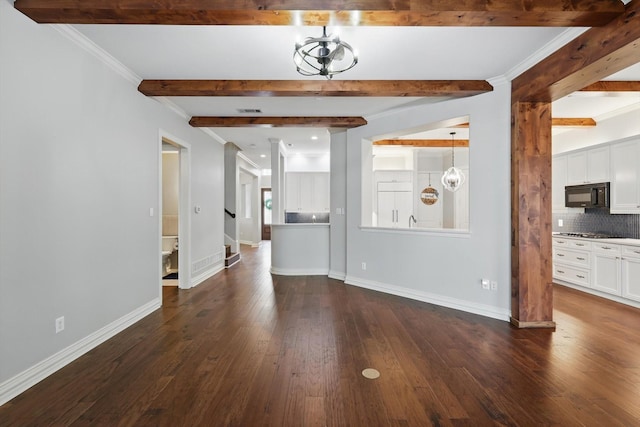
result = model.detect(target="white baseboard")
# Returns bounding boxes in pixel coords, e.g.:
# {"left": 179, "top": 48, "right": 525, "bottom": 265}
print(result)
{"left": 270, "top": 267, "right": 329, "bottom": 276}
{"left": 328, "top": 270, "right": 346, "bottom": 281}
{"left": 554, "top": 280, "right": 640, "bottom": 310}
{"left": 0, "top": 298, "right": 161, "bottom": 406}
{"left": 191, "top": 262, "right": 224, "bottom": 287}
{"left": 344, "top": 275, "right": 510, "bottom": 322}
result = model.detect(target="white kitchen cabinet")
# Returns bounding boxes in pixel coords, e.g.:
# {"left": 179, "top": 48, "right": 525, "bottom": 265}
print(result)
{"left": 610, "top": 139, "right": 640, "bottom": 214}
{"left": 553, "top": 237, "right": 591, "bottom": 287}
{"left": 552, "top": 154, "right": 568, "bottom": 213}
{"left": 592, "top": 243, "right": 621, "bottom": 296}
{"left": 566, "top": 146, "right": 610, "bottom": 185}
{"left": 374, "top": 170, "right": 412, "bottom": 183}
{"left": 377, "top": 182, "right": 413, "bottom": 228}
{"left": 622, "top": 246, "right": 640, "bottom": 302}
{"left": 285, "top": 172, "right": 330, "bottom": 212}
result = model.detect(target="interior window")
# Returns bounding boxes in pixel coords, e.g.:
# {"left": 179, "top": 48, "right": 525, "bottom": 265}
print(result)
{"left": 365, "top": 116, "right": 470, "bottom": 231}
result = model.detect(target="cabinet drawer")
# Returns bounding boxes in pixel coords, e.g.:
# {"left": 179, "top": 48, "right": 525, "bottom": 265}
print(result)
{"left": 592, "top": 242, "right": 621, "bottom": 255}
{"left": 622, "top": 246, "right": 640, "bottom": 259}
{"left": 553, "top": 265, "right": 590, "bottom": 287}
{"left": 553, "top": 248, "right": 590, "bottom": 268}
{"left": 569, "top": 240, "right": 591, "bottom": 250}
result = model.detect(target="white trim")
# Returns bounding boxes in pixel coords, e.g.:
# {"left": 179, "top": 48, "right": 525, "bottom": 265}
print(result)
{"left": 504, "top": 28, "right": 589, "bottom": 81}
{"left": 328, "top": 270, "right": 346, "bottom": 281}
{"left": 51, "top": 25, "right": 141, "bottom": 86}
{"left": 0, "top": 298, "right": 160, "bottom": 407}
{"left": 239, "top": 239, "right": 260, "bottom": 247}
{"left": 359, "top": 226, "right": 471, "bottom": 239}
{"left": 344, "top": 275, "right": 510, "bottom": 322}
{"left": 594, "top": 101, "right": 640, "bottom": 123}
{"left": 191, "top": 263, "right": 225, "bottom": 288}
{"left": 270, "top": 267, "right": 330, "bottom": 276}
{"left": 199, "top": 128, "right": 227, "bottom": 145}
{"left": 154, "top": 97, "right": 190, "bottom": 120}
{"left": 238, "top": 152, "right": 260, "bottom": 170}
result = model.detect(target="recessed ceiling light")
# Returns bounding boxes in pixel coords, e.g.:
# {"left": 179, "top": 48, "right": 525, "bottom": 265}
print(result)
{"left": 311, "top": 135, "right": 318, "bottom": 140}
{"left": 260, "top": 154, "right": 266, "bottom": 158}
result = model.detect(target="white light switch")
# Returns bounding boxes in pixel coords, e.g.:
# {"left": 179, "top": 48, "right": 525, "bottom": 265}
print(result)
{"left": 149, "top": 208, "right": 154, "bottom": 217}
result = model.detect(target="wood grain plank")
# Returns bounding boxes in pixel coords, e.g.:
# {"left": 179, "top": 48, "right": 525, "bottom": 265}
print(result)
{"left": 139, "top": 79, "right": 493, "bottom": 98}
{"left": 374, "top": 139, "right": 469, "bottom": 147}
{"left": 580, "top": 81, "right": 640, "bottom": 92}
{"left": 510, "top": 101, "right": 554, "bottom": 327}
{"left": 189, "top": 116, "right": 367, "bottom": 128}
{"left": 512, "top": 0, "right": 640, "bottom": 102}
{"left": 14, "top": 0, "right": 624, "bottom": 26}
{"left": 3, "top": 246, "right": 640, "bottom": 424}
{"left": 551, "top": 118, "right": 596, "bottom": 127}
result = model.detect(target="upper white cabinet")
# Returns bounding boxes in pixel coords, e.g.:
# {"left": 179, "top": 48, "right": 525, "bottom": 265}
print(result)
{"left": 610, "top": 139, "right": 640, "bottom": 214}
{"left": 552, "top": 154, "right": 568, "bottom": 213}
{"left": 566, "top": 146, "right": 610, "bottom": 185}
{"left": 285, "top": 172, "right": 330, "bottom": 212}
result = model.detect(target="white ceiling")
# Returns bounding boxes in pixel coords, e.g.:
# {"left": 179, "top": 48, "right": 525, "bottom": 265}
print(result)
{"left": 73, "top": 24, "right": 640, "bottom": 169}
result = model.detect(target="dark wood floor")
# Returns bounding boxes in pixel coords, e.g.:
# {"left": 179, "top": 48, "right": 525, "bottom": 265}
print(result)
{"left": 2, "top": 243, "right": 640, "bottom": 426}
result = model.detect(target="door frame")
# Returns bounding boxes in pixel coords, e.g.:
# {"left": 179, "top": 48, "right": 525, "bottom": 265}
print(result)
{"left": 159, "top": 130, "right": 192, "bottom": 293}
{"left": 261, "top": 187, "right": 272, "bottom": 240}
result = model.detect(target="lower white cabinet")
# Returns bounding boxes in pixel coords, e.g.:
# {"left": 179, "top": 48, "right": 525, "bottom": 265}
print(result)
{"left": 592, "top": 243, "right": 621, "bottom": 295}
{"left": 554, "top": 236, "right": 640, "bottom": 306}
{"left": 622, "top": 246, "right": 640, "bottom": 302}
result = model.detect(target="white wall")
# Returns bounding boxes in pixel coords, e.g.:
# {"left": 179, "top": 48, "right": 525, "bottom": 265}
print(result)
{"left": 553, "top": 107, "right": 640, "bottom": 153}
{"left": 0, "top": 1, "right": 224, "bottom": 400}
{"left": 286, "top": 154, "right": 330, "bottom": 172}
{"left": 341, "top": 80, "right": 512, "bottom": 320}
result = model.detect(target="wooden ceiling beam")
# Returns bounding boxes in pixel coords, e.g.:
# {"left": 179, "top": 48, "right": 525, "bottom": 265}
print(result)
{"left": 580, "top": 81, "right": 640, "bottom": 92}
{"left": 452, "top": 118, "right": 596, "bottom": 128}
{"left": 138, "top": 80, "right": 493, "bottom": 98}
{"left": 374, "top": 139, "right": 469, "bottom": 148}
{"left": 189, "top": 116, "right": 367, "bottom": 129}
{"left": 14, "top": 0, "right": 624, "bottom": 26}
{"left": 552, "top": 118, "right": 596, "bottom": 127}
{"left": 512, "top": 0, "right": 640, "bottom": 102}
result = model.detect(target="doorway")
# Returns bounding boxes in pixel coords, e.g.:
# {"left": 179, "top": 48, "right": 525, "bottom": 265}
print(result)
{"left": 159, "top": 133, "right": 191, "bottom": 293}
{"left": 261, "top": 188, "right": 272, "bottom": 240}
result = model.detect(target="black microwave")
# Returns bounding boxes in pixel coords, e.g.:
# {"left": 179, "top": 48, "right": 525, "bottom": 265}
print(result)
{"left": 565, "top": 182, "right": 610, "bottom": 208}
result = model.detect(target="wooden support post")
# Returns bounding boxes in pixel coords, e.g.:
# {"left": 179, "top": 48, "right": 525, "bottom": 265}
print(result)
{"left": 510, "top": 101, "right": 555, "bottom": 328}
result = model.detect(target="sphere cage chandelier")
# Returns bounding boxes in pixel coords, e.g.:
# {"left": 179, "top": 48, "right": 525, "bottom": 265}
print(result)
{"left": 294, "top": 26, "right": 358, "bottom": 79}
{"left": 441, "top": 132, "right": 466, "bottom": 192}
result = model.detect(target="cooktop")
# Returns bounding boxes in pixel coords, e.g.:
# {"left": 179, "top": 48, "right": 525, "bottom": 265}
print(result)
{"left": 556, "top": 232, "right": 622, "bottom": 239}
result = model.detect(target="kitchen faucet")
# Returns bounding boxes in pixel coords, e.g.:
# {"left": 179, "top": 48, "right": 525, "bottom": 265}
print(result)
{"left": 409, "top": 215, "right": 417, "bottom": 228}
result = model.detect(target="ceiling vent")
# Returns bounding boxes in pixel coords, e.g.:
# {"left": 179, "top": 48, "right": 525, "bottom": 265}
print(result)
{"left": 237, "top": 108, "right": 262, "bottom": 114}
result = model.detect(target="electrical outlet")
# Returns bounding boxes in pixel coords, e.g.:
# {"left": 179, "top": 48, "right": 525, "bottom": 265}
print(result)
{"left": 481, "top": 279, "right": 490, "bottom": 290}
{"left": 55, "top": 316, "right": 65, "bottom": 334}
{"left": 361, "top": 262, "right": 367, "bottom": 270}
{"left": 558, "top": 219, "right": 564, "bottom": 227}
{"left": 490, "top": 281, "right": 498, "bottom": 291}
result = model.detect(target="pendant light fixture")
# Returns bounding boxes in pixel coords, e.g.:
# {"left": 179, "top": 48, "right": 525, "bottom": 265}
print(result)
{"left": 294, "top": 26, "right": 358, "bottom": 79}
{"left": 441, "top": 132, "right": 466, "bottom": 192}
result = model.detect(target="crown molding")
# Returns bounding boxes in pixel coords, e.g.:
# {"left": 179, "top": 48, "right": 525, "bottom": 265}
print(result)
{"left": 505, "top": 27, "right": 589, "bottom": 82}
{"left": 51, "top": 24, "right": 141, "bottom": 86}
{"left": 238, "top": 152, "right": 260, "bottom": 169}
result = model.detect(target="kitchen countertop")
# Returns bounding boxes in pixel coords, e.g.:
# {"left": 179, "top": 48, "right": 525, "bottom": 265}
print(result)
{"left": 552, "top": 232, "right": 640, "bottom": 247}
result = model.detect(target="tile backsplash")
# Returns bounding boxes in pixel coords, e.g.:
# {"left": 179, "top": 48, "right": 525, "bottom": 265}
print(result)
{"left": 553, "top": 209, "right": 640, "bottom": 238}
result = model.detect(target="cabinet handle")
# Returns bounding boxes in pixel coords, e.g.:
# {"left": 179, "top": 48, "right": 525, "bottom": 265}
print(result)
{"left": 601, "top": 246, "right": 612, "bottom": 250}
{"left": 557, "top": 270, "right": 565, "bottom": 274}
{"left": 634, "top": 250, "right": 640, "bottom": 254}
{"left": 557, "top": 254, "right": 565, "bottom": 257}
{"left": 575, "top": 243, "right": 585, "bottom": 247}
{"left": 576, "top": 275, "right": 585, "bottom": 279}
{"left": 576, "top": 257, "right": 585, "bottom": 261}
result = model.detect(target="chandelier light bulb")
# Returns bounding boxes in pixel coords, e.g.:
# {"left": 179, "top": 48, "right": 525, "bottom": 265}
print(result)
{"left": 441, "top": 131, "right": 466, "bottom": 192}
